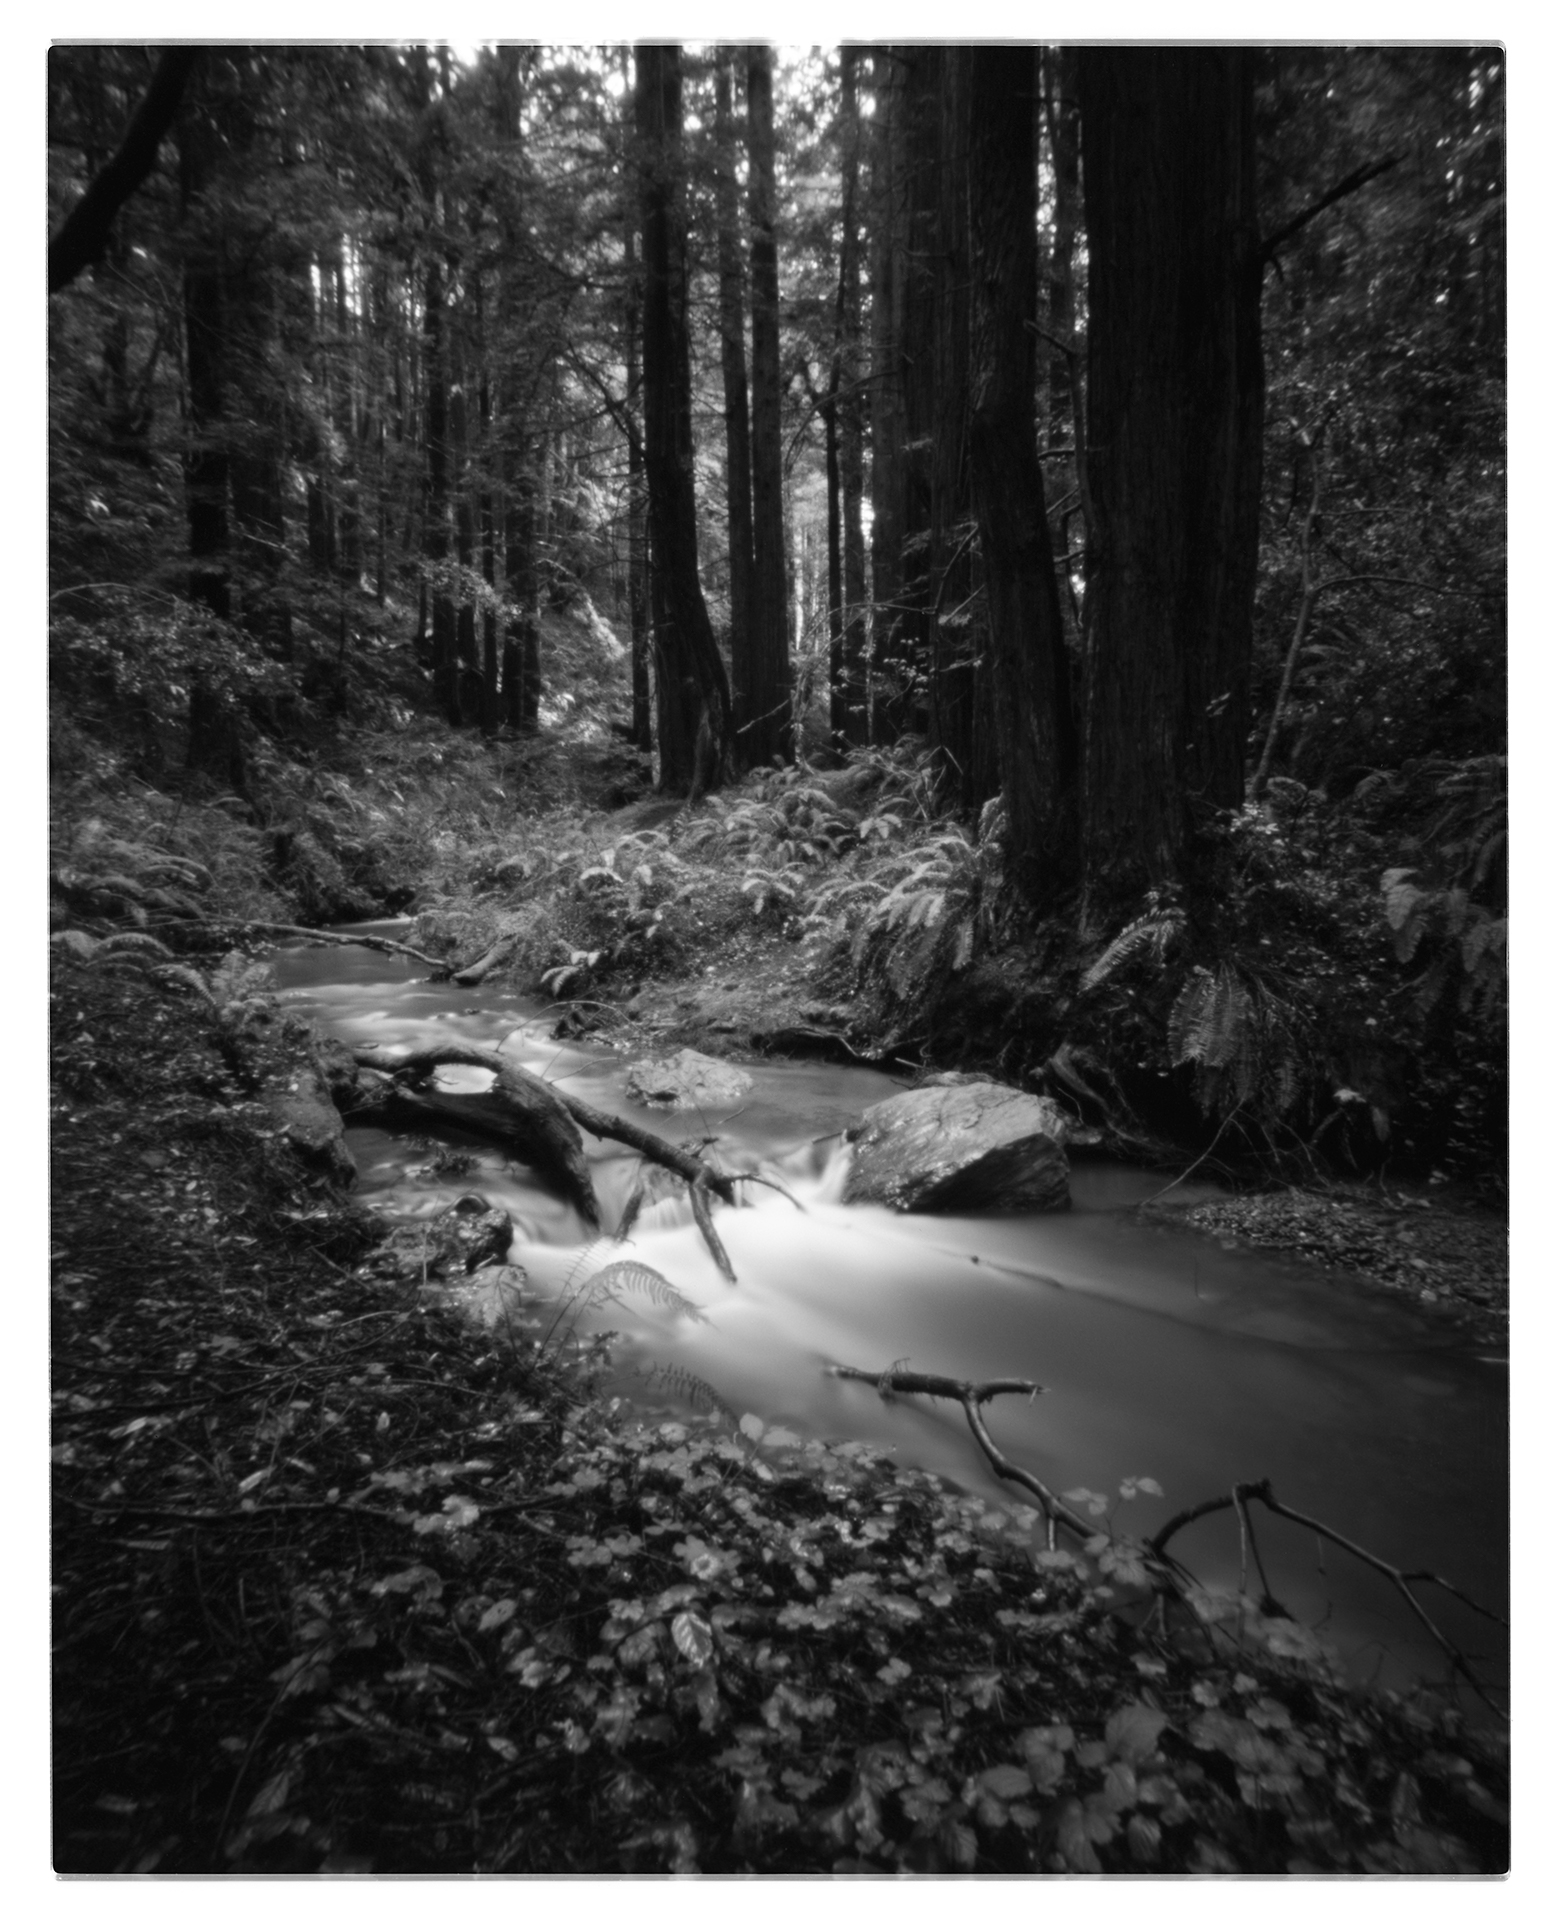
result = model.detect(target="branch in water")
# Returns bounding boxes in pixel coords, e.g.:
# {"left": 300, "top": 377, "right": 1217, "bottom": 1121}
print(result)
{"left": 1152, "top": 1476, "right": 1507, "bottom": 1717}
{"left": 835, "top": 1365, "right": 1507, "bottom": 1716}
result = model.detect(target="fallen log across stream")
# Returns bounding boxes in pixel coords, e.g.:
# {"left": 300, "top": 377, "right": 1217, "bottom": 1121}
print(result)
{"left": 226, "top": 920, "right": 446, "bottom": 968}
{"left": 833, "top": 1362, "right": 1508, "bottom": 1721}
{"left": 347, "top": 1039, "right": 743, "bottom": 1278}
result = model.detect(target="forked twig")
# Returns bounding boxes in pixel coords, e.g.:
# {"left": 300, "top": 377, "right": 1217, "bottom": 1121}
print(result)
{"left": 1153, "top": 1477, "right": 1506, "bottom": 1717}
{"left": 835, "top": 1365, "right": 1507, "bottom": 1717}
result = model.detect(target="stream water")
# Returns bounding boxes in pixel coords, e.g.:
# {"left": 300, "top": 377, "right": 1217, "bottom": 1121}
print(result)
{"left": 274, "top": 931, "right": 1508, "bottom": 1706}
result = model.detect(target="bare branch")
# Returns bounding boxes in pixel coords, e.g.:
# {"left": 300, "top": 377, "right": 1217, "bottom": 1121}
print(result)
{"left": 1260, "top": 153, "right": 1403, "bottom": 263}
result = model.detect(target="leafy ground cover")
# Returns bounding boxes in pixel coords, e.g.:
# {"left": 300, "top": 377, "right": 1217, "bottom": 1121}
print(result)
{"left": 50, "top": 949, "right": 1508, "bottom": 1874}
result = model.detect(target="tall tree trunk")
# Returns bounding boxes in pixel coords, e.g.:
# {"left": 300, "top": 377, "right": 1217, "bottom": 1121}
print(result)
{"left": 494, "top": 44, "right": 540, "bottom": 736}
{"left": 929, "top": 49, "right": 979, "bottom": 805}
{"left": 969, "top": 47, "right": 1077, "bottom": 902}
{"left": 823, "top": 359, "right": 844, "bottom": 747}
{"left": 451, "top": 305, "right": 480, "bottom": 684}
{"left": 1043, "top": 50, "right": 1084, "bottom": 641}
{"left": 744, "top": 44, "right": 793, "bottom": 767}
{"left": 623, "top": 195, "right": 652, "bottom": 753}
{"left": 635, "top": 42, "right": 734, "bottom": 796}
{"left": 1077, "top": 49, "right": 1264, "bottom": 921}
{"left": 423, "top": 252, "right": 458, "bottom": 721}
{"left": 713, "top": 48, "right": 755, "bottom": 733}
{"left": 836, "top": 44, "right": 869, "bottom": 747}
{"left": 478, "top": 357, "right": 500, "bottom": 736}
{"left": 180, "top": 109, "right": 230, "bottom": 621}
{"left": 868, "top": 47, "right": 935, "bottom": 744}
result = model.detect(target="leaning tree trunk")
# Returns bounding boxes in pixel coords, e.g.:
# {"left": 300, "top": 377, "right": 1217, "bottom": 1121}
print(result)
{"left": 1076, "top": 49, "right": 1264, "bottom": 922}
{"left": 635, "top": 42, "right": 734, "bottom": 796}
{"left": 969, "top": 47, "right": 1078, "bottom": 903}
{"left": 744, "top": 44, "right": 793, "bottom": 768}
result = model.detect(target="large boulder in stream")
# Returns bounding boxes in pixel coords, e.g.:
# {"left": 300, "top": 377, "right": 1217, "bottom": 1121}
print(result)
{"left": 841, "top": 1082, "right": 1070, "bottom": 1213}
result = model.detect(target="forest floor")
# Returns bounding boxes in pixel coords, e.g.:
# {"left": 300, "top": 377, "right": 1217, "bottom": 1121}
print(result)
{"left": 51, "top": 877, "right": 1510, "bottom": 1876}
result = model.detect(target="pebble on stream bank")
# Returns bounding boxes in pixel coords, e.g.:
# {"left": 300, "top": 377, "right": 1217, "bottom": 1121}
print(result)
{"left": 1154, "top": 1186, "right": 1507, "bottom": 1342}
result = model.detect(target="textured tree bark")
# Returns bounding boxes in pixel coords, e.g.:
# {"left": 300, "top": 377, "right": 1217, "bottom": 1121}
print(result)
{"left": 822, "top": 360, "right": 844, "bottom": 746}
{"left": 968, "top": 47, "right": 1078, "bottom": 902}
{"left": 1077, "top": 49, "right": 1264, "bottom": 922}
{"left": 49, "top": 46, "right": 199, "bottom": 293}
{"left": 635, "top": 44, "right": 734, "bottom": 796}
{"left": 744, "top": 45, "right": 794, "bottom": 768}
{"left": 929, "top": 50, "right": 981, "bottom": 807}
{"left": 868, "top": 47, "right": 935, "bottom": 744}
{"left": 714, "top": 48, "right": 755, "bottom": 737}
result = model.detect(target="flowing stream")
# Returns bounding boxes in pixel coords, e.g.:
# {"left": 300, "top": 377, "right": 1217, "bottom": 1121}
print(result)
{"left": 274, "top": 932, "right": 1508, "bottom": 1705}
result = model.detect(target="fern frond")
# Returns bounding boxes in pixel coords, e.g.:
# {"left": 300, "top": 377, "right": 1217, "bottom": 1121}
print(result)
{"left": 641, "top": 1364, "right": 730, "bottom": 1420}
{"left": 584, "top": 1259, "right": 705, "bottom": 1324}
{"left": 50, "top": 930, "right": 100, "bottom": 963}
{"left": 1082, "top": 908, "right": 1187, "bottom": 993}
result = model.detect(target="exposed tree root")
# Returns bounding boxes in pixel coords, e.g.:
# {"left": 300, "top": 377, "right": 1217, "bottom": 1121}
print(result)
{"left": 353, "top": 1039, "right": 741, "bottom": 1278}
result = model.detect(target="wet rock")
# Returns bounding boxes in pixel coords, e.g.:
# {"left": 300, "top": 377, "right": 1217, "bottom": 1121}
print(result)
{"left": 263, "top": 1062, "right": 356, "bottom": 1185}
{"left": 842, "top": 1082, "right": 1070, "bottom": 1213}
{"left": 626, "top": 1047, "right": 753, "bottom": 1110}
{"left": 425, "top": 1194, "right": 516, "bottom": 1278}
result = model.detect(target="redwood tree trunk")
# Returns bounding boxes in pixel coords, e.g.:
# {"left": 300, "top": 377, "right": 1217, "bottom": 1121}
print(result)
{"left": 868, "top": 47, "right": 933, "bottom": 744}
{"left": 635, "top": 43, "right": 734, "bottom": 796}
{"left": 969, "top": 47, "right": 1077, "bottom": 901}
{"left": 929, "top": 49, "right": 979, "bottom": 805}
{"left": 744, "top": 44, "right": 793, "bottom": 767}
{"left": 1077, "top": 49, "right": 1264, "bottom": 920}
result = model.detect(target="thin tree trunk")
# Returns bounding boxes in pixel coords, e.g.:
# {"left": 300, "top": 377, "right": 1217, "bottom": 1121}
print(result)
{"left": 179, "top": 103, "right": 230, "bottom": 619}
{"left": 714, "top": 47, "right": 755, "bottom": 733}
{"left": 837, "top": 44, "right": 869, "bottom": 748}
{"left": 478, "top": 355, "right": 500, "bottom": 736}
{"left": 867, "top": 47, "right": 904, "bottom": 745}
{"left": 744, "top": 44, "right": 793, "bottom": 767}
